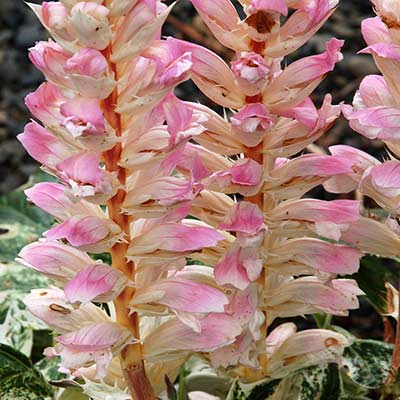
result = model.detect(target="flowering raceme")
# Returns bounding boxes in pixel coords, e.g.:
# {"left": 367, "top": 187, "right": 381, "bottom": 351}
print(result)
{"left": 17, "top": 0, "right": 371, "bottom": 398}
{"left": 339, "top": 0, "right": 400, "bottom": 259}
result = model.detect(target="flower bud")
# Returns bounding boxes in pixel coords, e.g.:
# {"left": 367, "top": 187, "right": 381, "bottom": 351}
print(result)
{"left": 231, "top": 52, "right": 270, "bottom": 95}
{"left": 231, "top": 103, "right": 276, "bottom": 147}
{"left": 42, "top": 1, "right": 74, "bottom": 40}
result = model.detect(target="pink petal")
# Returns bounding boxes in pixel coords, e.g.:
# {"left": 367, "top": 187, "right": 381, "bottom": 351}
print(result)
{"left": 60, "top": 98, "right": 105, "bottom": 137}
{"left": 64, "top": 48, "right": 108, "bottom": 77}
{"left": 132, "top": 278, "right": 228, "bottom": 313}
{"left": 17, "top": 241, "right": 93, "bottom": 279}
{"left": 143, "top": 314, "right": 242, "bottom": 358}
{"left": 369, "top": 161, "right": 400, "bottom": 197}
{"left": 219, "top": 201, "right": 264, "bottom": 234}
{"left": 359, "top": 75, "right": 394, "bottom": 108}
{"left": 45, "top": 215, "right": 110, "bottom": 247}
{"left": 270, "top": 238, "right": 362, "bottom": 274}
{"left": 215, "top": 246, "right": 262, "bottom": 290}
{"left": 272, "top": 199, "right": 360, "bottom": 224}
{"left": 25, "top": 182, "right": 94, "bottom": 221}
{"left": 18, "top": 121, "right": 70, "bottom": 166}
{"left": 130, "top": 223, "right": 224, "bottom": 254}
{"left": 25, "top": 82, "right": 66, "bottom": 127}
{"left": 230, "top": 158, "right": 263, "bottom": 186}
{"left": 57, "top": 322, "right": 129, "bottom": 351}
{"left": 64, "top": 264, "right": 128, "bottom": 304}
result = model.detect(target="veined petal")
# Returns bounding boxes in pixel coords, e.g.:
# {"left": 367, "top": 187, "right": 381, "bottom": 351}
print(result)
{"left": 24, "top": 287, "right": 110, "bottom": 334}
{"left": 45, "top": 215, "right": 122, "bottom": 252}
{"left": 64, "top": 264, "right": 128, "bottom": 304}
{"left": 131, "top": 278, "right": 228, "bottom": 313}
{"left": 143, "top": 314, "right": 242, "bottom": 361}
{"left": 267, "top": 328, "right": 350, "bottom": 379}
{"left": 129, "top": 222, "right": 223, "bottom": 255}
{"left": 268, "top": 238, "right": 362, "bottom": 274}
{"left": 219, "top": 201, "right": 264, "bottom": 234}
{"left": 25, "top": 182, "right": 96, "bottom": 221}
{"left": 17, "top": 241, "right": 93, "bottom": 281}
{"left": 18, "top": 121, "right": 74, "bottom": 167}
{"left": 215, "top": 245, "right": 262, "bottom": 290}
{"left": 57, "top": 322, "right": 131, "bottom": 352}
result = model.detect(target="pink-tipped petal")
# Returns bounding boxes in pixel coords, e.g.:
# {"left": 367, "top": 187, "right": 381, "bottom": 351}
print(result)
{"left": 64, "top": 264, "right": 128, "bottom": 304}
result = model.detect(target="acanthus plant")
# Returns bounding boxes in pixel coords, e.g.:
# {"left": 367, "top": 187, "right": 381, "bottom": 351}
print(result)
{"left": 15, "top": 0, "right": 385, "bottom": 398}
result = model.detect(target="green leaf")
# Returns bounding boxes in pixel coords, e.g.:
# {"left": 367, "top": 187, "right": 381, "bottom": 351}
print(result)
{"left": 351, "top": 256, "right": 398, "bottom": 314}
{"left": 226, "top": 377, "right": 281, "bottom": 400}
{"left": 91, "top": 252, "right": 112, "bottom": 264}
{"left": 0, "top": 263, "right": 50, "bottom": 358}
{"left": 298, "top": 365, "right": 340, "bottom": 400}
{"left": 0, "top": 343, "right": 53, "bottom": 399}
{"left": 0, "top": 302, "right": 34, "bottom": 356}
{"left": 0, "top": 185, "right": 53, "bottom": 263}
{"left": 226, "top": 365, "right": 342, "bottom": 400}
{"left": 0, "top": 262, "right": 49, "bottom": 295}
{"left": 81, "top": 379, "right": 130, "bottom": 399}
{"left": 34, "top": 357, "right": 67, "bottom": 383}
{"left": 183, "top": 357, "right": 232, "bottom": 398}
{"left": 342, "top": 339, "right": 393, "bottom": 389}
{"left": 339, "top": 370, "right": 372, "bottom": 400}
{"left": 58, "top": 387, "right": 89, "bottom": 400}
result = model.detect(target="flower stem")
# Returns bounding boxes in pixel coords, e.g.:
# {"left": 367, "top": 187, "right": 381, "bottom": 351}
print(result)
{"left": 101, "top": 48, "right": 156, "bottom": 400}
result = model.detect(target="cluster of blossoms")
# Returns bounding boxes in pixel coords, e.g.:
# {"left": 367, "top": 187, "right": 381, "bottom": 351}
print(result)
{"left": 16, "top": 0, "right": 399, "bottom": 398}
{"left": 343, "top": 0, "right": 400, "bottom": 256}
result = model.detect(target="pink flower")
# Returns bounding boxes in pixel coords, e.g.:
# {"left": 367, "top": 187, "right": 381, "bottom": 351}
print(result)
{"left": 268, "top": 238, "right": 362, "bottom": 274}
{"left": 24, "top": 287, "right": 110, "bottom": 334}
{"left": 56, "top": 152, "right": 117, "bottom": 201}
{"left": 215, "top": 245, "right": 262, "bottom": 290}
{"left": 267, "top": 325, "right": 350, "bottom": 378}
{"left": 52, "top": 322, "right": 132, "bottom": 377}
{"left": 25, "top": 182, "right": 96, "bottom": 221}
{"left": 64, "top": 48, "right": 109, "bottom": 77}
{"left": 219, "top": 201, "right": 264, "bottom": 235}
{"left": 18, "top": 121, "right": 74, "bottom": 167}
{"left": 41, "top": 1, "right": 73, "bottom": 40}
{"left": 231, "top": 103, "right": 276, "bottom": 146}
{"left": 25, "top": 82, "right": 66, "bottom": 127}
{"left": 264, "top": 38, "right": 344, "bottom": 111}
{"left": 143, "top": 314, "right": 242, "bottom": 361}
{"left": 131, "top": 277, "right": 228, "bottom": 319}
{"left": 111, "top": 1, "right": 172, "bottom": 63}
{"left": 45, "top": 215, "right": 122, "bottom": 253}
{"left": 29, "top": 40, "right": 70, "bottom": 86}
{"left": 17, "top": 241, "right": 93, "bottom": 281}
{"left": 129, "top": 221, "right": 224, "bottom": 255}
{"left": 206, "top": 158, "right": 263, "bottom": 196}
{"left": 231, "top": 52, "right": 270, "bottom": 95}
{"left": 64, "top": 264, "right": 128, "bottom": 304}
{"left": 60, "top": 98, "right": 106, "bottom": 138}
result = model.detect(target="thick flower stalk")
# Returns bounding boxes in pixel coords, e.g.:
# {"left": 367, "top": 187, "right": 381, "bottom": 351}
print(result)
{"left": 18, "top": 0, "right": 366, "bottom": 398}
{"left": 167, "top": 0, "right": 365, "bottom": 380}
